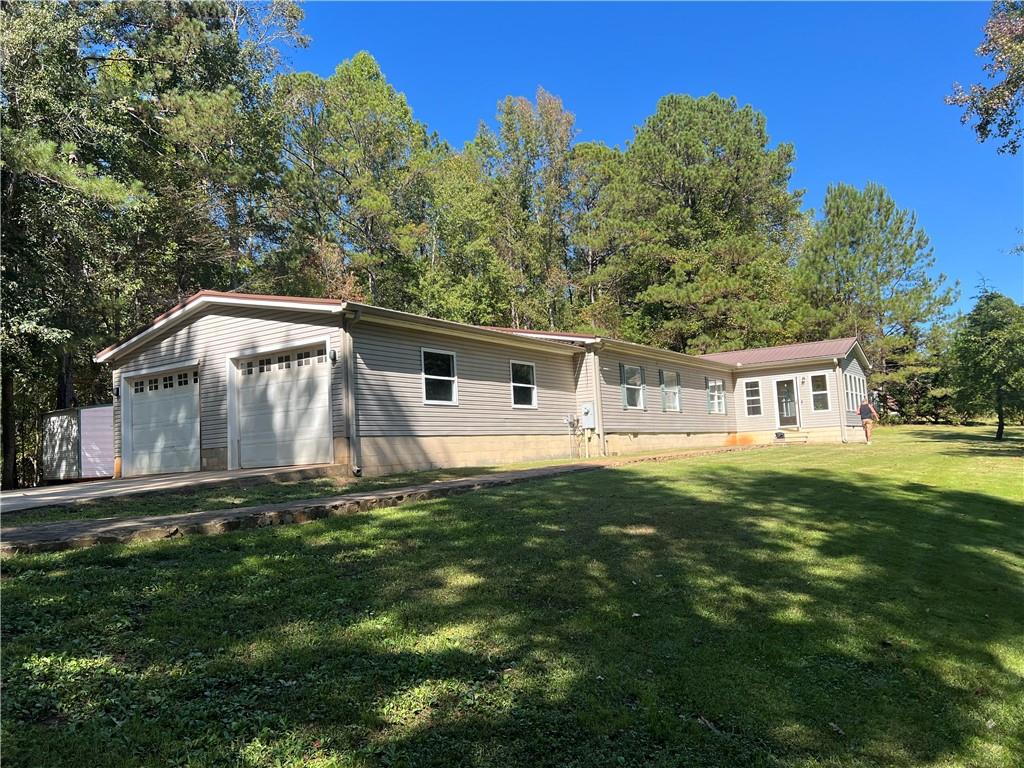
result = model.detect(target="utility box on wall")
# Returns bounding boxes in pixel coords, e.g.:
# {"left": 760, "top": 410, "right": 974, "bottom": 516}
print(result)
{"left": 579, "top": 402, "right": 596, "bottom": 430}
{"left": 42, "top": 405, "right": 114, "bottom": 482}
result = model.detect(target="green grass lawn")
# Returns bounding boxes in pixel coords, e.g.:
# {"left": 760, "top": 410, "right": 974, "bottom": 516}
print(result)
{"left": 1, "top": 462, "right": 570, "bottom": 527}
{"left": 2, "top": 426, "right": 1022, "bottom": 767}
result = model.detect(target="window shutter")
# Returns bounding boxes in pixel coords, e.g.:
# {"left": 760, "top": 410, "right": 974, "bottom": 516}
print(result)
{"left": 658, "top": 370, "right": 666, "bottom": 412}
{"left": 619, "top": 362, "right": 627, "bottom": 408}
{"left": 705, "top": 376, "right": 710, "bottom": 413}
{"left": 640, "top": 367, "right": 646, "bottom": 410}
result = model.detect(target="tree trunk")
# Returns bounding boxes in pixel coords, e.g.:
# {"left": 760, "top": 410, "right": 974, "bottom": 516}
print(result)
{"left": 228, "top": 192, "right": 241, "bottom": 289}
{"left": 2, "top": 360, "right": 17, "bottom": 490}
{"left": 56, "top": 349, "right": 75, "bottom": 409}
{"left": 995, "top": 387, "right": 1005, "bottom": 441}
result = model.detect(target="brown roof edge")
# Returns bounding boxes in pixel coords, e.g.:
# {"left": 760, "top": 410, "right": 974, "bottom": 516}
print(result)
{"left": 478, "top": 326, "right": 597, "bottom": 340}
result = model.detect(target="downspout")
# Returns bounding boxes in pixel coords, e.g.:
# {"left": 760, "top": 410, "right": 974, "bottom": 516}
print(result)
{"left": 834, "top": 357, "right": 848, "bottom": 444}
{"left": 589, "top": 341, "right": 607, "bottom": 456}
{"left": 341, "top": 306, "right": 363, "bottom": 476}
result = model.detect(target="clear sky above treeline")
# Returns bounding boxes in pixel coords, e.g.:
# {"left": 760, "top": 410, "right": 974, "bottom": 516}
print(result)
{"left": 288, "top": 1, "right": 1022, "bottom": 313}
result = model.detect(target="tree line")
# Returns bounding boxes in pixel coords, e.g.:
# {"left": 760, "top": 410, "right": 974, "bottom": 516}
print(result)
{"left": 2, "top": 1, "right": 1021, "bottom": 487}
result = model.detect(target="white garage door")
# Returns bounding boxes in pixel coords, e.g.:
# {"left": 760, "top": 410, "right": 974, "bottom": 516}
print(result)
{"left": 238, "top": 346, "right": 332, "bottom": 468}
{"left": 128, "top": 369, "right": 200, "bottom": 476}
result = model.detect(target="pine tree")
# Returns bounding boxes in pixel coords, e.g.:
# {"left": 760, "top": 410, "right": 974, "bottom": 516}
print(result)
{"left": 795, "top": 182, "right": 958, "bottom": 414}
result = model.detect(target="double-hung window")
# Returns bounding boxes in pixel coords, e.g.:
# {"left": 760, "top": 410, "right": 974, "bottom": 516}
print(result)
{"left": 810, "top": 374, "right": 830, "bottom": 411}
{"left": 422, "top": 348, "right": 457, "bottom": 405}
{"left": 620, "top": 364, "right": 644, "bottom": 409}
{"left": 706, "top": 377, "right": 726, "bottom": 414}
{"left": 510, "top": 361, "right": 537, "bottom": 408}
{"left": 744, "top": 381, "right": 762, "bottom": 416}
{"left": 659, "top": 370, "right": 681, "bottom": 412}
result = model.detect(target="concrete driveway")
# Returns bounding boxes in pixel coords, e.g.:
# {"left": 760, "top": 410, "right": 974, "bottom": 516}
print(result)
{"left": 0, "top": 464, "right": 345, "bottom": 513}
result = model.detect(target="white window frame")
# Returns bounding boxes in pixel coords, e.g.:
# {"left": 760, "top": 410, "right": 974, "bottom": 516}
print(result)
{"left": 706, "top": 377, "right": 727, "bottom": 415}
{"left": 659, "top": 370, "right": 681, "bottom": 412}
{"left": 744, "top": 380, "right": 762, "bottom": 417}
{"left": 844, "top": 373, "right": 867, "bottom": 412}
{"left": 622, "top": 364, "right": 645, "bottom": 410}
{"left": 422, "top": 347, "right": 458, "bottom": 406}
{"left": 509, "top": 360, "right": 538, "bottom": 409}
{"left": 810, "top": 373, "right": 831, "bottom": 412}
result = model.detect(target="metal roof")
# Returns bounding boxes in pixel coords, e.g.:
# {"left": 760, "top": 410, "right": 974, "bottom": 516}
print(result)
{"left": 699, "top": 337, "right": 860, "bottom": 366}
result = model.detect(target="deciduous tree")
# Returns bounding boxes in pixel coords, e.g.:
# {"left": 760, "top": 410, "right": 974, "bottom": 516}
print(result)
{"left": 948, "top": 1, "right": 1024, "bottom": 154}
{"left": 950, "top": 291, "right": 1024, "bottom": 439}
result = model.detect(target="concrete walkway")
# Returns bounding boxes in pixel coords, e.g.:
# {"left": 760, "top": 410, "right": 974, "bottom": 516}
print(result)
{"left": 0, "top": 463, "right": 345, "bottom": 512}
{"left": 0, "top": 445, "right": 773, "bottom": 555}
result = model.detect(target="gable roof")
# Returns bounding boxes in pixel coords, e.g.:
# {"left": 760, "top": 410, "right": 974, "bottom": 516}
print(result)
{"left": 94, "top": 291, "right": 346, "bottom": 363}
{"left": 95, "top": 289, "right": 870, "bottom": 373}
{"left": 94, "top": 291, "right": 582, "bottom": 364}
{"left": 699, "top": 337, "right": 868, "bottom": 368}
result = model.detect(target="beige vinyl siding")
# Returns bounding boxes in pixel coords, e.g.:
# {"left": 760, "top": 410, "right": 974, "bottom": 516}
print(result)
{"left": 574, "top": 350, "right": 595, "bottom": 410}
{"left": 733, "top": 363, "right": 841, "bottom": 431}
{"left": 111, "top": 306, "right": 345, "bottom": 456}
{"left": 598, "top": 349, "right": 735, "bottom": 433}
{"left": 353, "top": 322, "right": 577, "bottom": 437}
{"left": 733, "top": 375, "right": 775, "bottom": 432}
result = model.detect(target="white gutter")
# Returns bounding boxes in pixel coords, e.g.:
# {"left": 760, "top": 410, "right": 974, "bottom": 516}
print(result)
{"left": 834, "top": 357, "right": 849, "bottom": 443}
{"left": 726, "top": 354, "right": 850, "bottom": 372}
{"left": 589, "top": 341, "right": 607, "bottom": 456}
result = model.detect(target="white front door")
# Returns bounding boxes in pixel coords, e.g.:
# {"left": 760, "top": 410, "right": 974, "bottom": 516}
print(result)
{"left": 128, "top": 370, "right": 200, "bottom": 476}
{"left": 237, "top": 346, "right": 332, "bottom": 469}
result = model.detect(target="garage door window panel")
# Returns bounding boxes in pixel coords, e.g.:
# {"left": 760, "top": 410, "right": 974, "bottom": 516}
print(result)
{"left": 127, "top": 368, "right": 200, "bottom": 476}
{"left": 237, "top": 346, "right": 332, "bottom": 468}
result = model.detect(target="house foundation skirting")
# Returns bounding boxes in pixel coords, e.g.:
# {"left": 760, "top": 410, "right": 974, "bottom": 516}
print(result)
{"left": 604, "top": 426, "right": 855, "bottom": 456}
{"left": 359, "top": 434, "right": 578, "bottom": 476}
{"left": 603, "top": 432, "right": 733, "bottom": 455}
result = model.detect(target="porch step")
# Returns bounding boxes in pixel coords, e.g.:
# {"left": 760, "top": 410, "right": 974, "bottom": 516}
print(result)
{"left": 773, "top": 431, "right": 810, "bottom": 444}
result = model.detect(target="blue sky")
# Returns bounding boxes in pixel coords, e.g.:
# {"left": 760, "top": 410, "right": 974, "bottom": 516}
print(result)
{"left": 290, "top": 1, "right": 1022, "bottom": 312}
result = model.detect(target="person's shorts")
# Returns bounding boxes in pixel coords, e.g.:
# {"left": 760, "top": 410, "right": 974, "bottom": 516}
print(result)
{"left": 861, "top": 418, "right": 873, "bottom": 427}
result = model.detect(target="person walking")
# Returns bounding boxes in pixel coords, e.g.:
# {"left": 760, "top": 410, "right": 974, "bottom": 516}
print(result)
{"left": 859, "top": 398, "right": 880, "bottom": 444}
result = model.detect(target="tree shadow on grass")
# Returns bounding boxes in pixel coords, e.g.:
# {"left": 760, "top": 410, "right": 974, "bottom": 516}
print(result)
{"left": 2, "top": 459, "right": 1022, "bottom": 767}
{"left": 904, "top": 427, "right": 1024, "bottom": 458}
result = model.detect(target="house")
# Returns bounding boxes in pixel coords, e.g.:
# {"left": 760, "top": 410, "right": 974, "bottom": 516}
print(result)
{"left": 94, "top": 290, "right": 872, "bottom": 478}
